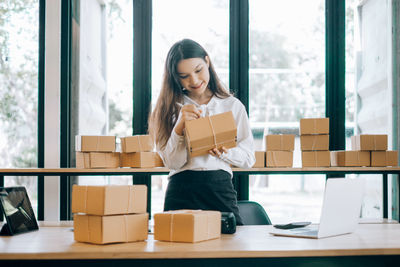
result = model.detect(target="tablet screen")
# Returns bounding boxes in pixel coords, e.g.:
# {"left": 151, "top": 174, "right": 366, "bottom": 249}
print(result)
{"left": 0, "top": 186, "right": 39, "bottom": 235}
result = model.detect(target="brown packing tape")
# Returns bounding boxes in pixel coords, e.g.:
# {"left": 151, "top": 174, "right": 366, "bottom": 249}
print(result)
{"left": 207, "top": 116, "right": 218, "bottom": 149}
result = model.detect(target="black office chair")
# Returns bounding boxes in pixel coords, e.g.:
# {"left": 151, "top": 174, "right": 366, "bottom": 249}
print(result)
{"left": 237, "top": 200, "right": 272, "bottom": 225}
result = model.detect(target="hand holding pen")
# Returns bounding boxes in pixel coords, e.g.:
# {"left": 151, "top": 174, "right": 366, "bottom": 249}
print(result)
{"left": 174, "top": 103, "right": 202, "bottom": 136}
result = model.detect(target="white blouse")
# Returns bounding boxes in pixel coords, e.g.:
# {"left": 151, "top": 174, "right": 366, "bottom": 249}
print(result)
{"left": 157, "top": 94, "right": 256, "bottom": 178}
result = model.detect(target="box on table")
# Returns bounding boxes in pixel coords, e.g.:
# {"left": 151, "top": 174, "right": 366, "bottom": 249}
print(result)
{"left": 76, "top": 152, "right": 120, "bottom": 169}
{"left": 154, "top": 210, "right": 221, "bottom": 243}
{"left": 266, "top": 151, "right": 293, "bottom": 167}
{"left": 351, "top": 135, "right": 388, "bottom": 151}
{"left": 120, "top": 152, "right": 164, "bottom": 168}
{"left": 253, "top": 151, "right": 265, "bottom": 168}
{"left": 301, "top": 151, "right": 330, "bottom": 167}
{"left": 371, "top": 151, "right": 398, "bottom": 167}
{"left": 330, "top": 151, "right": 370, "bottom": 167}
{"left": 265, "top": 134, "right": 295, "bottom": 151}
{"left": 120, "top": 135, "right": 154, "bottom": 153}
{"left": 300, "top": 135, "right": 329, "bottom": 151}
{"left": 300, "top": 118, "right": 329, "bottom": 135}
{"left": 72, "top": 185, "right": 147, "bottom": 215}
{"left": 185, "top": 111, "right": 237, "bottom": 157}
{"left": 75, "top": 135, "right": 116, "bottom": 152}
{"left": 74, "top": 213, "right": 148, "bottom": 244}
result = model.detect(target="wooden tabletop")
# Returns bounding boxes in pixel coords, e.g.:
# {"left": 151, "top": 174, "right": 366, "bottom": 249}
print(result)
{"left": 1, "top": 166, "right": 400, "bottom": 175}
{"left": 1, "top": 222, "right": 400, "bottom": 260}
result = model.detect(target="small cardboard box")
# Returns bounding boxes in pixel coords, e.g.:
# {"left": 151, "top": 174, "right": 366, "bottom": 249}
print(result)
{"left": 120, "top": 152, "right": 164, "bottom": 168}
{"left": 75, "top": 135, "right": 116, "bottom": 152}
{"left": 74, "top": 213, "right": 148, "bottom": 244}
{"left": 266, "top": 151, "right": 293, "bottom": 167}
{"left": 72, "top": 185, "right": 147, "bottom": 215}
{"left": 300, "top": 135, "right": 329, "bottom": 151}
{"left": 154, "top": 210, "right": 221, "bottom": 243}
{"left": 76, "top": 152, "right": 120, "bottom": 169}
{"left": 301, "top": 151, "right": 330, "bottom": 167}
{"left": 253, "top": 151, "right": 265, "bottom": 168}
{"left": 265, "top": 134, "right": 295, "bottom": 151}
{"left": 330, "top": 151, "right": 371, "bottom": 167}
{"left": 120, "top": 135, "right": 154, "bottom": 153}
{"left": 185, "top": 111, "right": 237, "bottom": 157}
{"left": 351, "top": 135, "right": 388, "bottom": 151}
{"left": 300, "top": 118, "right": 329, "bottom": 135}
{"left": 371, "top": 151, "right": 398, "bottom": 167}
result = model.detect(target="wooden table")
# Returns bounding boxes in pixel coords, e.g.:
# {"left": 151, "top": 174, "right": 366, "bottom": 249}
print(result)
{"left": 1, "top": 222, "right": 400, "bottom": 266}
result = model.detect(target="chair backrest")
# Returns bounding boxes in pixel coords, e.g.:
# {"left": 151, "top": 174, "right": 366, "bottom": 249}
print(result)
{"left": 237, "top": 200, "right": 272, "bottom": 225}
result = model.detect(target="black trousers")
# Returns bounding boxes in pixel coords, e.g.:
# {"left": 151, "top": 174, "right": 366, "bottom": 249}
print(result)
{"left": 163, "top": 170, "right": 243, "bottom": 225}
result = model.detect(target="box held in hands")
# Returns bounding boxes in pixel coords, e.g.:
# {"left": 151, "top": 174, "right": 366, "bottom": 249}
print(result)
{"left": 185, "top": 111, "right": 237, "bottom": 157}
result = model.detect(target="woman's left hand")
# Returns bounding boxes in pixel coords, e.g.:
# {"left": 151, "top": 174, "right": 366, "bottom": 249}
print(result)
{"left": 209, "top": 146, "right": 228, "bottom": 157}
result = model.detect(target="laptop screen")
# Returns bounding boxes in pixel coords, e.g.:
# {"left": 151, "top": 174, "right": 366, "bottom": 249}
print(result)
{"left": 0, "top": 186, "right": 39, "bottom": 235}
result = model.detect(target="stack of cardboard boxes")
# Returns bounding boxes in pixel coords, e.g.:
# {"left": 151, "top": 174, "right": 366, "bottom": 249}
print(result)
{"left": 331, "top": 134, "right": 398, "bottom": 167}
{"left": 300, "top": 118, "right": 330, "bottom": 167}
{"left": 72, "top": 184, "right": 148, "bottom": 244}
{"left": 264, "top": 134, "right": 295, "bottom": 167}
{"left": 75, "top": 135, "right": 120, "bottom": 168}
{"left": 120, "top": 135, "right": 164, "bottom": 168}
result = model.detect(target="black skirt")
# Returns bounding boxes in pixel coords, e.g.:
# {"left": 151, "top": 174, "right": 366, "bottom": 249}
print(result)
{"left": 163, "top": 170, "right": 243, "bottom": 225}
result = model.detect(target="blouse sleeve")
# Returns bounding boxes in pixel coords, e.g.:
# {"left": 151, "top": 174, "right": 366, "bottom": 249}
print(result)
{"left": 219, "top": 102, "right": 256, "bottom": 168}
{"left": 157, "top": 127, "right": 188, "bottom": 170}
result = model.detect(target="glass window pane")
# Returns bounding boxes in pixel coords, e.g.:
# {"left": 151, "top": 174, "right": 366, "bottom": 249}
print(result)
{"left": 346, "top": 0, "right": 388, "bottom": 219}
{"left": 151, "top": 0, "right": 229, "bottom": 215}
{"left": 0, "top": 1, "right": 39, "bottom": 214}
{"left": 249, "top": 0, "right": 326, "bottom": 224}
{"left": 75, "top": 0, "right": 133, "bottom": 185}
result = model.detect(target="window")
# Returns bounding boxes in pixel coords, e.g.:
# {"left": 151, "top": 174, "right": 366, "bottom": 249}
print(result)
{"left": 249, "top": 0, "right": 326, "bottom": 223}
{"left": 75, "top": 0, "right": 133, "bottom": 186}
{"left": 0, "top": 0, "right": 39, "bottom": 214}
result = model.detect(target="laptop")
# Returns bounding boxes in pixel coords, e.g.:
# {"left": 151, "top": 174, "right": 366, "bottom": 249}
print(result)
{"left": 270, "top": 178, "right": 364, "bottom": 239}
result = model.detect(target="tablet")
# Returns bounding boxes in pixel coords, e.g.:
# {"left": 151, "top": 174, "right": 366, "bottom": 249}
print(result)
{"left": 0, "top": 186, "right": 39, "bottom": 235}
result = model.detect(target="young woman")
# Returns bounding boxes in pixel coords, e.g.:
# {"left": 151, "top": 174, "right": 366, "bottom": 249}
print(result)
{"left": 148, "top": 39, "right": 255, "bottom": 225}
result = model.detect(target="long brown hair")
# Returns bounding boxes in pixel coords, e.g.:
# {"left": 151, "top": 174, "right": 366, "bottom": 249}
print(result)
{"left": 149, "top": 39, "right": 230, "bottom": 149}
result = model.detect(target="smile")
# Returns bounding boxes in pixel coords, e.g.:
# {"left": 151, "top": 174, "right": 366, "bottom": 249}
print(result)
{"left": 191, "top": 82, "right": 203, "bottom": 89}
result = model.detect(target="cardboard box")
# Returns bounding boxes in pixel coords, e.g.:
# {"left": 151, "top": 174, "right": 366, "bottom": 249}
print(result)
{"left": 154, "top": 210, "right": 221, "bottom": 243}
{"left": 351, "top": 135, "right": 388, "bottom": 151}
{"left": 330, "top": 151, "right": 370, "bottom": 167}
{"left": 76, "top": 152, "right": 120, "bottom": 169}
{"left": 72, "top": 185, "right": 147, "bottom": 215}
{"left": 120, "top": 135, "right": 154, "bottom": 153}
{"left": 302, "top": 151, "right": 330, "bottom": 167}
{"left": 371, "top": 151, "right": 398, "bottom": 167}
{"left": 74, "top": 213, "right": 148, "bottom": 244}
{"left": 75, "top": 135, "right": 116, "bottom": 152}
{"left": 300, "top": 118, "right": 329, "bottom": 135}
{"left": 120, "top": 152, "right": 164, "bottom": 168}
{"left": 253, "top": 151, "right": 265, "bottom": 168}
{"left": 300, "top": 135, "right": 329, "bottom": 151}
{"left": 266, "top": 151, "right": 293, "bottom": 167}
{"left": 265, "top": 134, "right": 295, "bottom": 151}
{"left": 185, "top": 111, "right": 237, "bottom": 157}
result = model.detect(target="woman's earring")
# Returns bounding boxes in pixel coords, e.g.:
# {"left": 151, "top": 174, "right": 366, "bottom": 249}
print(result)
{"left": 182, "top": 87, "right": 186, "bottom": 91}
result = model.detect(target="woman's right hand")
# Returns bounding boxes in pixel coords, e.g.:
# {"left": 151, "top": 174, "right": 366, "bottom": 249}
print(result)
{"left": 174, "top": 104, "right": 202, "bottom": 136}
